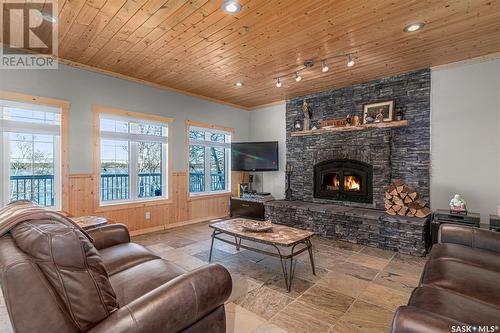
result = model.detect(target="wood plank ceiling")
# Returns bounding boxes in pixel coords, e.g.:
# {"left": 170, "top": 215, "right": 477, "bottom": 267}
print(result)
{"left": 55, "top": 0, "right": 500, "bottom": 108}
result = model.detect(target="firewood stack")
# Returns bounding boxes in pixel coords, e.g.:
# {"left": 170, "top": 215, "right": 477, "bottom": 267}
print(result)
{"left": 385, "top": 180, "right": 431, "bottom": 218}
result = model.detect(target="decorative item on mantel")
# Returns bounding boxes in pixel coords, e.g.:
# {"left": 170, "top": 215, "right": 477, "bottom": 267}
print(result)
{"left": 320, "top": 118, "right": 348, "bottom": 128}
{"left": 302, "top": 100, "right": 311, "bottom": 130}
{"left": 449, "top": 194, "right": 467, "bottom": 214}
{"left": 285, "top": 162, "right": 293, "bottom": 200}
{"left": 363, "top": 100, "right": 395, "bottom": 124}
{"left": 294, "top": 118, "right": 302, "bottom": 131}
{"left": 385, "top": 180, "right": 431, "bottom": 217}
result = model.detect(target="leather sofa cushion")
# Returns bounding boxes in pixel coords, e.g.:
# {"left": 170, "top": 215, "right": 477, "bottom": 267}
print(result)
{"left": 430, "top": 243, "right": 500, "bottom": 272}
{"left": 421, "top": 259, "right": 500, "bottom": 307}
{"left": 110, "top": 258, "right": 186, "bottom": 305}
{"left": 100, "top": 243, "right": 159, "bottom": 275}
{"left": 11, "top": 220, "right": 119, "bottom": 331}
{"left": 408, "top": 286, "right": 500, "bottom": 325}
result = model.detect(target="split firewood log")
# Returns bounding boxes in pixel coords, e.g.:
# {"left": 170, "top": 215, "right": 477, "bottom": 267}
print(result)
{"left": 415, "top": 207, "right": 432, "bottom": 218}
{"left": 398, "top": 206, "right": 409, "bottom": 216}
{"left": 404, "top": 196, "right": 413, "bottom": 204}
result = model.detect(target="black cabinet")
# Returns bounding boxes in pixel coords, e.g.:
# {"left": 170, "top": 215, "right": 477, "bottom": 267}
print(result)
{"left": 230, "top": 198, "right": 265, "bottom": 220}
{"left": 431, "top": 209, "right": 481, "bottom": 244}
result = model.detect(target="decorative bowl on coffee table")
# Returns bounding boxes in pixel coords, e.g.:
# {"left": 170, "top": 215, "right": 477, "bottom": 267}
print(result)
{"left": 240, "top": 219, "right": 273, "bottom": 232}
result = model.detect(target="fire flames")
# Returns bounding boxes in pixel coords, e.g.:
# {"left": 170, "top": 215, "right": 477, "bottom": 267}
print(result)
{"left": 344, "top": 175, "right": 361, "bottom": 191}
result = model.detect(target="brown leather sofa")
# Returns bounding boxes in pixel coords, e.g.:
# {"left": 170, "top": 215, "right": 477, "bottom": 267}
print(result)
{"left": 0, "top": 223, "right": 232, "bottom": 333}
{"left": 392, "top": 224, "right": 500, "bottom": 332}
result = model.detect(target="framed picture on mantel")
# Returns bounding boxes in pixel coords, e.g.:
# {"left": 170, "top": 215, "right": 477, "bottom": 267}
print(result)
{"left": 362, "top": 100, "right": 395, "bottom": 124}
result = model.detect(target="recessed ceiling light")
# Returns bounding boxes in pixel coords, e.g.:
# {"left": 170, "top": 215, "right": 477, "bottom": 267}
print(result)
{"left": 221, "top": 1, "right": 241, "bottom": 14}
{"left": 347, "top": 54, "right": 355, "bottom": 67}
{"left": 321, "top": 60, "right": 329, "bottom": 73}
{"left": 295, "top": 72, "right": 302, "bottom": 82}
{"left": 235, "top": 82, "right": 244, "bottom": 87}
{"left": 404, "top": 22, "right": 425, "bottom": 32}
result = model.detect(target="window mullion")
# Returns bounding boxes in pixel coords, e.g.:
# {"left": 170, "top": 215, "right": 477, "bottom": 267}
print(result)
{"left": 130, "top": 141, "right": 138, "bottom": 200}
{"left": 205, "top": 145, "right": 210, "bottom": 193}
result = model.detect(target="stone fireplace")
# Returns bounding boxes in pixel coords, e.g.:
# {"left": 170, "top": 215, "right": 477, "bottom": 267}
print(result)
{"left": 314, "top": 159, "right": 373, "bottom": 204}
{"left": 265, "top": 69, "right": 431, "bottom": 256}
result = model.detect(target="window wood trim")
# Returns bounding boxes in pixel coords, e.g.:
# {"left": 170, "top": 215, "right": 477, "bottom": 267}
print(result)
{"left": 92, "top": 105, "right": 173, "bottom": 209}
{"left": 0, "top": 90, "right": 70, "bottom": 211}
{"left": 185, "top": 120, "right": 232, "bottom": 199}
{"left": 185, "top": 119, "right": 234, "bottom": 133}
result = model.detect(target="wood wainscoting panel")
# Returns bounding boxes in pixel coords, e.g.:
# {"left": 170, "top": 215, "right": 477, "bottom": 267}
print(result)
{"left": 68, "top": 171, "right": 246, "bottom": 233}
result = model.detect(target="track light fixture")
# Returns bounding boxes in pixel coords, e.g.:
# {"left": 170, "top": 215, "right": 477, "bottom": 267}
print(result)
{"left": 272, "top": 52, "right": 356, "bottom": 88}
{"left": 322, "top": 60, "right": 329, "bottom": 73}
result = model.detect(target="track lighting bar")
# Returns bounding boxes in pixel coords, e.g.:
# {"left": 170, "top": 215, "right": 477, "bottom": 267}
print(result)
{"left": 272, "top": 52, "right": 357, "bottom": 88}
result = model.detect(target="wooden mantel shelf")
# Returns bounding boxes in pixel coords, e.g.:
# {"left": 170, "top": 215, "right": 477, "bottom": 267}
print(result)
{"left": 290, "top": 120, "right": 409, "bottom": 137}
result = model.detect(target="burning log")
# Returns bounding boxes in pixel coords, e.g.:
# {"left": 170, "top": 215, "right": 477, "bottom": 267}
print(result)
{"left": 384, "top": 180, "right": 431, "bottom": 218}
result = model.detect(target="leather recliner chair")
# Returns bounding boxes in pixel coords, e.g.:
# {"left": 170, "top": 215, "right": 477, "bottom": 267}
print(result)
{"left": 0, "top": 223, "right": 232, "bottom": 333}
{"left": 392, "top": 224, "right": 500, "bottom": 332}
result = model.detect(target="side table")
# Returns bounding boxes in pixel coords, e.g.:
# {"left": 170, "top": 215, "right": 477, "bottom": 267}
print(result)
{"left": 72, "top": 216, "right": 109, "bottom": 230}
{"left": 431, "top": 209, "right": 480, "bottom": 244}
{"left": 490, "top": 215, "right": 500, "bottom": 231}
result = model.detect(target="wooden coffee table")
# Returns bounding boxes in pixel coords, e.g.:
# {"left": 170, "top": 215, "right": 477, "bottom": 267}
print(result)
{"left": 209, "top": 218, "right": 315, "bottom": 292}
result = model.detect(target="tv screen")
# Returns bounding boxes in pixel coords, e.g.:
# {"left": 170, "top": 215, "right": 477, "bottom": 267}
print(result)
{"left": 231, "top": 142, "right": 279, "bottom": 171}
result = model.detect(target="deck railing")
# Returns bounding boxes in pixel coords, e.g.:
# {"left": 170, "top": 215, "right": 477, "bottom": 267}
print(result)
{"left": 10, "top": 172, "right": 226, "bottom": 206}
{"left": 100, "top": 173, "right": 163, "bottom": 201}
{"left": 10, "top": 175, "right": 54, "bottom": 207}
{"left": 189, "top": 172, "right": 225, "bottom": 193}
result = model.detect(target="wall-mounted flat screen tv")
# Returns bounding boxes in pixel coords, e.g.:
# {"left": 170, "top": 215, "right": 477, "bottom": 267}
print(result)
{"left": 231, "top": 142, "right": 279, "bottom": 171}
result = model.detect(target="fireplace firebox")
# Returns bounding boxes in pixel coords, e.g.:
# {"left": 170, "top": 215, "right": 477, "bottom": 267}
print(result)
{"left": 314, "top": 159, "right": 373, "bottom": 203}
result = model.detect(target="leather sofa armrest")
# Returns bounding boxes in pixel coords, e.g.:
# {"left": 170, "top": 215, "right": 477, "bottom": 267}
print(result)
{"left": 438, "top": 224, "right": 500, "bottom": 253}
{"left": 87, "top": 224, "right": 130, "bottom": 250}
{"left": 392, "top": 306, "right": 463, "bottom": 333}
{"left": 87, "top": 263, "right": 232, "bottom": 333}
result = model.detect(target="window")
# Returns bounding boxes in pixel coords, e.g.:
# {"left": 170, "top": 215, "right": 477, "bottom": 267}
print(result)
{"left": 98, "top": 113, "right": 168, "bottom": 205}
{"left": 188, "top": 124, "right": 231, "bottom": 195}
{"left": 0, "top": 99, "right": 62, "bottom": 208}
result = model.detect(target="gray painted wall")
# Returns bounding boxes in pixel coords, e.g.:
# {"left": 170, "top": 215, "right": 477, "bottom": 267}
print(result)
{"left": 0, "top": 64, "right": 250, "bottom": 173}
{"left": 248, "top": 103, "right": 286, "bottom": 199}
{"left": 431, "top": 58, "right": 500, "bottom": 222}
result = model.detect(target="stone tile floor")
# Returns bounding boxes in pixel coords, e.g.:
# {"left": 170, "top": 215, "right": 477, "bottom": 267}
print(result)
{"left": 0, "top": 220, "right": 426, "bottom": 333}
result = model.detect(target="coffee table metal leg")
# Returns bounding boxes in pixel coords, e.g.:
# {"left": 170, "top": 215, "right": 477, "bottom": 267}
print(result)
{"left": 235, "top": 236, "right": 242, "bottom": 251}
{"left": 306, "top": 239, "right": 316, "bottom": 275}
{"left": 209, "top": 230, "right": 216, "bottom": 262}
{"left": 287, "top": 257, "right": 294, "bottom": 292}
